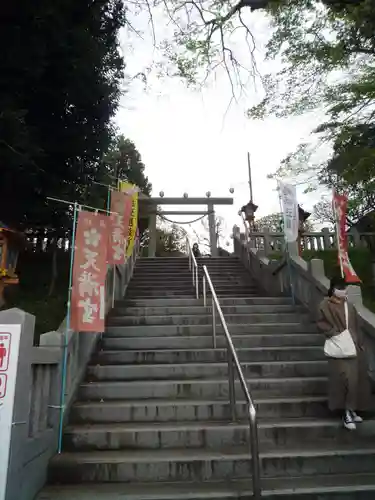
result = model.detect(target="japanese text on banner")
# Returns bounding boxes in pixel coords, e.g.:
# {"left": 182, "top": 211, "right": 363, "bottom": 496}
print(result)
{"left": 71, "top": 211, "right": 109, "bottom": 332}
{"left": 333, "top": 191, "right": 361, "bottom": 284}
{"left": 109, "top": 191, "right": 131, "bottom": 265}
{"left": 278, "top": 181, "right": 299, "bottom": 243}
{"left": 118, "top": 181, "right": 139, "bottom": 258}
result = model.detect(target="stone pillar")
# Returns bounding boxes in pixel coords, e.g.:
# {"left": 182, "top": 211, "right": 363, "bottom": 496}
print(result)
{"left": 148, "top": 213, "right": 157, "bottom": 257}
{"left": 322, "top": 227, "right": 332, "bottom": 250}
{"left": 207, "top": 202, "right": 217, "bottom": 257}
{"left": 349, "top": 227, "right": 361, "bottom": 249}
{"left": 287, "top": 240, "right": 299, "bottom": 256}
{"left": 263, "top": 228, "right": 271, "bottom": 256}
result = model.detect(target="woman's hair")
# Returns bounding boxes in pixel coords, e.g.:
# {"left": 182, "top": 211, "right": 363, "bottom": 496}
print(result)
{"left": 328, "top": 276, "right": 347, "bottom": 297}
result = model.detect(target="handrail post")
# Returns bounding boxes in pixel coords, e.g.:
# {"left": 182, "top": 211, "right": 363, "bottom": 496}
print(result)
{"left": 203, "top": 275, "right": 206, "bottom": 307}
{"left": 195, "top": 265, "right": 199, "bottom": 299}
{"left": 227, "top": 347, "right": 237, "bottom": 421}
{"left": 212, "top": 298, "right": 216, "bottom": 349}
{"left": 249, "top": 405, "right": 261, "bottom": 500}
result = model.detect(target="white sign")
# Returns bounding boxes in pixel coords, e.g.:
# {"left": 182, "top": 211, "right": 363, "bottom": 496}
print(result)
{"left": 278, "top": 181, "right": 299, "bottom": 243}
{"left": 0, "top": 325, "right": 21, "bottom": 500}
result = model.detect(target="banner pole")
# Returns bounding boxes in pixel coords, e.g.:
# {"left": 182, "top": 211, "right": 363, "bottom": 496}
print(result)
{"left": 107, "top": 187, "right": 112, "bottom": 215}
{"left": 58, "top": 202, "right": 78, "bottom": 454}
{"left": 277, "top": 186, "right": 296, "bottom": 305}
{"left": 112, "top": 266, "right": 116, "bottom": 308}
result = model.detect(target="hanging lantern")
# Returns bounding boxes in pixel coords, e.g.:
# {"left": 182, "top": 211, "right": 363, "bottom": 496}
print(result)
{"left": 0, "top": 223, "right": 22, "bottom": 285}
{"left": 0, "top": 223, "right": 23, "bottom": 308}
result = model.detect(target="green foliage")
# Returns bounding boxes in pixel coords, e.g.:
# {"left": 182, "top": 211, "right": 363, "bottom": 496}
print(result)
{"left": 251, "top": 0, "right": 375, "bottom": 218}
{"left": 87, "top": 134, "right": 153, "bottom": 212}
{"left": 152, "top": 0, "right": 259, "bottom": 89}
{"left": 5, "top": 251, "right": 70, "bottom": 343}
{"left": 256, "top": 212, "right": 284, "bottom": 232}
{"left": 302, "top": 247, "right": 375, "bottom": 311}
{"left": 0, "top": 0, "right": 126, "bottom": 233}
{"left": 256, "top": 212, "right": 314, "bottom": 231}
{"left": 156, "top": 225, "right": 187, "bottom": 256}
{"left": 271, "top": 245, "right": 375, "bottom": 311}
{"left": 141, "top": 224, "right": 186, "bottom": 256}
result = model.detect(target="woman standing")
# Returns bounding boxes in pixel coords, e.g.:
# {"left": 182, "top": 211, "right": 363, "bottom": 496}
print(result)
{"left": 317, "top": 276, "right": 372, "bottom": 430}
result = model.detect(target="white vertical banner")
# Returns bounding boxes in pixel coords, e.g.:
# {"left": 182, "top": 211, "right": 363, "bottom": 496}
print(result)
{"left": 278, "top": 181, "right": 299, "bottom": 243}
{"left": 0, "top": 324, "right": 21, "bottom": 500}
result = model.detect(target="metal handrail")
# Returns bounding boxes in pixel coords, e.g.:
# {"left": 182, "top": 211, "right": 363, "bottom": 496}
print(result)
{"left": 186, "top": 237, "right": 199, "bottom": 299}
{"left": 202, "top": 265, "right": 261, "bottom": 499}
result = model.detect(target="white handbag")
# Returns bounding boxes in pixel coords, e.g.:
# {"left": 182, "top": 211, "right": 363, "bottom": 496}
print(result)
{"left": 324, "top": 302, "right": 357, "bottom": 359}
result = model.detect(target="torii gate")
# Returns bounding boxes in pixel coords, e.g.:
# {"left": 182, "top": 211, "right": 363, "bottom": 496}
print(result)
{"left": 139, "top": 195, "right": 234, "bottom": 257}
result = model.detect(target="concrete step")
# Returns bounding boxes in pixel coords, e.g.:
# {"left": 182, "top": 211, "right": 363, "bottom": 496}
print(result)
{"left": 131, "top": 273, "right": 252, "bottom": 281}
{"left": 113, "top": 304, "right": 305, "bottom": 316}
{"left": 118, "top": 297, "right": 293, "bottom": 307}
{"left": 47, "top": 444, "right": 375, "bottom": 483}
{"left": 134, "top": 264, "right": 245, "bottom": 271}
{"left": 132, "top": 267, "right": 247, "bottom": 275}
{"left": 70, "top": 395, "right": 330, "bottom": 424}
{"left": 125, "top": 294, "right": 261, "bottom": 300}
{"left": 108, "top": 313, "right": 310, "bottom": 327}
{"left": 78, "top": 376, "right": 327, "bottom": 400}
{"left": 104, "top": 323, "right": 319, "bottom": 337}
{"left": 91, "top": 346, "right": 324, "bottom": 365}
{"left": 125, "top": 291, "right": 261, "bottom": 298}
{"left": 126, "top": 287, "right": 258, "bottom": 296}
{"left": 35, "top": 474, "right": 375, "bottom": 500}
{"left": 102, "top": 333, "right": 322, "bottom": 350}
{"left": 63, "top": 418, "right": 375, "bottom": 452}
{"left": 125, "top": 290, "right": 197, "bottom": 297}
{"left": 132, "top": 268, "right": 247, "bottom": 277}
{"left": 127, "top": 283, "right": 258, "bottom": 291}
{"left": 86, "top": 361, "right": 327, "bottom": 382}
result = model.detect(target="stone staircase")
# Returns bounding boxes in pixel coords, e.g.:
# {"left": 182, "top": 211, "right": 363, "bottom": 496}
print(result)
{"left": 37, "top": 256, "right": 375, "bottom": 499}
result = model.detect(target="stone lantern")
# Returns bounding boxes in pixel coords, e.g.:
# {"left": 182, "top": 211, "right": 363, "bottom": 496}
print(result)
{"left": 241, "top": 200, "right": 259, "bottom": 232}
{"left": 298, "top": 205, "right": 311, "bottom": 255}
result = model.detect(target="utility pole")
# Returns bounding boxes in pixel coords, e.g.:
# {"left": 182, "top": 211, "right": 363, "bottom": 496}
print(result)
{"left": 247, "top": 151, "right": 253, "bottom": 202}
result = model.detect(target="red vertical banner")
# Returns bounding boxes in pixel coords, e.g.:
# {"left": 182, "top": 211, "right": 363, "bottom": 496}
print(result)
{"left": 108, "top": 191, "right": 133, "bottom": 264}
{"left": 71, "top": 211, "right": 109, "bottom": 332}
{"left": 332, "top": 191, "right": 361, "bottom": 284}
{"left": 109, "top": 191, "right": 125, "bottom": 264}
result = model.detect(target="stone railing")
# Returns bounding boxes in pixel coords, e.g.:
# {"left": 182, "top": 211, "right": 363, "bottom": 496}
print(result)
{"left": 2, "top": 238, "right": 139, "bottom": 500}
{"left": 246, "top": 228, "right": 375, "bottom": 255}
{"left": 233, "top": 226, "right": 375, "bottom": 385}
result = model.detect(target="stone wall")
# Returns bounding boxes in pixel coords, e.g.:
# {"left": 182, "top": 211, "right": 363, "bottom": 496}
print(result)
{"left": 243, "top": 228, "right": 375, "bottom": 255}
{"left": 233, "top": 226, "right": 375, "bottom": 385}
{"left": 2, "top": 240, "right": 139, "bottom": 500}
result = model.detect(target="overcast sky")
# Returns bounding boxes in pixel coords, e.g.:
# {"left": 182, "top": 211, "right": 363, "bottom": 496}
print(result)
{"left": 115, "top": 7, "right": 329, "bottom": 244}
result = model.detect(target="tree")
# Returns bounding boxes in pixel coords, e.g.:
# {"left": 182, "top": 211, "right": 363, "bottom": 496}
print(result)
{"left": 312, "top": 200, "right": 335, "bottom": 227}
{"left": 256, "top": 212, "right": 314, "bottom": 232}
{"left": 256, "top": 213, "right": 284, "bottom": 232}
{"left": 144, "top": 0, "right": 361, "bottom": 91}
{"left": 190, "top": 215, "right": 226, "bottom": 253}
{"left": 0, "top": 0, "right": 126, "bottom": 233}
{"left": 246, "top": 0, "right": 375, "bottom": 212}
{"left": 87, "top": 134, "right": 152, "bottom": 213}
{"left": 156, "top": 225, "right": 187, "bottom": 256}
{"left": 140, "top": 222, "right": 186, "bottom": 256}
{"left": 102, "top": 135, "right": 152, "bottom": 195}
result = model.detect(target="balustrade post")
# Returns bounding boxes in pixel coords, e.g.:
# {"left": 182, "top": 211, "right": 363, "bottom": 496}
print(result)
{"left": 322, "top": 227, "right": 332, "bottom": 250}
{"left": 350, "top": 228, "right": 362, "bottom": 249}
{"left": 263, "top": 228, "right": 271, "bottom": 257}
